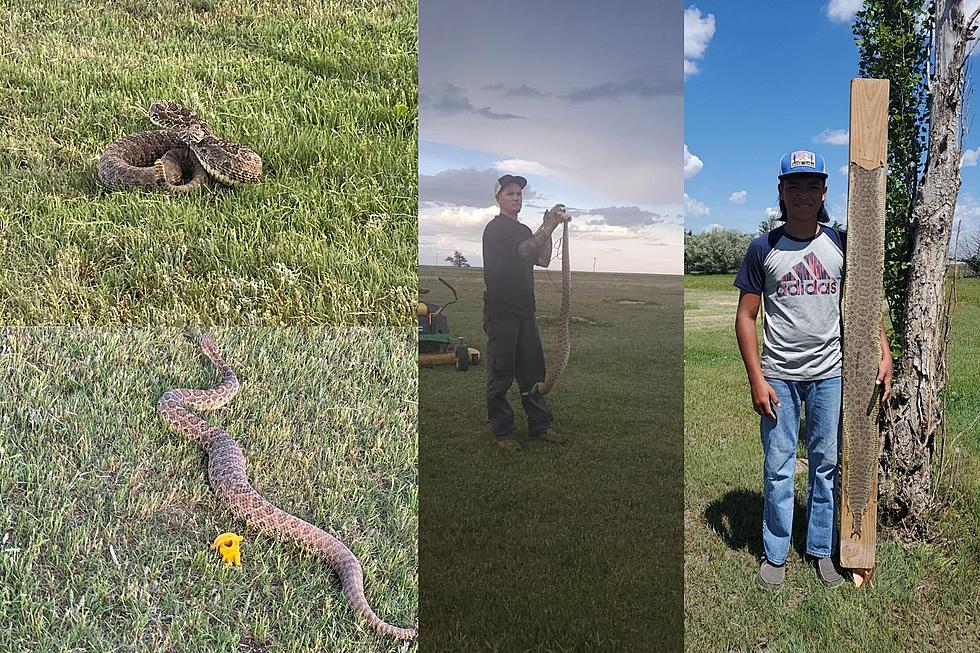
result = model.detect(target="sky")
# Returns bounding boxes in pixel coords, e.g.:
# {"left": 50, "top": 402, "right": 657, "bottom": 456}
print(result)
{"left": 418, "top": 0, "right": 684, "bottom": 275}
{"left": 684, "top": 0, "right": 980, "bottom": 240}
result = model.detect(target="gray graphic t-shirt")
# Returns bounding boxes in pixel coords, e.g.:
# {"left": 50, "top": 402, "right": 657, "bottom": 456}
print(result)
{"left": 734, "top": 225, "right": 845, "bottom": 380}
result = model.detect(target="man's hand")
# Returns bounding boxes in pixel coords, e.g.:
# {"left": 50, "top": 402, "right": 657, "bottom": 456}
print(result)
{"left": 750, "top": 378, "right": 781, "bottom": 419}
{"left": 877, "top": 324, "right": 894, "bottom": 403}
{"left": 542, "top": 204, "right": 570, "bottom": 231}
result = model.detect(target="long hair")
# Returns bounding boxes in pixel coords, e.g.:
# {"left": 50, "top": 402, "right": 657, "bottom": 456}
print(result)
{"left": 777, "top": 199, "right": 831, "bottom": 223}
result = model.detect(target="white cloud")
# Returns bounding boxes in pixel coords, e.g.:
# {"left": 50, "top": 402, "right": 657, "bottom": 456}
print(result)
{"left": 826, "top": 0, "right": 862, "bottom": 23}
{"left": 962, "top": 148, "right": 979, "bottom": 167}
{"left": 571, "top": 222, "right": 639, "bottom": 241}
{"left": 839, "top": 165, "right": 848, "bottom": 176}
{"left": 420, "top": 204, "right": 498, "bottom": 233}
{"left": 814, "top": 128, "right": 849, "bottom": 145}
{"left": 684, "top": 7, "right": 716, "bottom": 78}
{"left": 685, "top": 193, "right": 709, "bottom": 217}
{"left": 494, "top": 158, "right": 557, "bottom": 176}
{"left": 703, "top": 223, "right": 724, "bottom": 232}
{"left": 684, "top": 144, "right": 704, "bottom": 179}
{"left": 729, "top": 190, "right": 747, "bottom": 204}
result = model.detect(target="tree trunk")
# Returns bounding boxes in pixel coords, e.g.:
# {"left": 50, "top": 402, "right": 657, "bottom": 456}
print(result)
{"left": 878, "top": 0, "right": 977, "bottom": 525}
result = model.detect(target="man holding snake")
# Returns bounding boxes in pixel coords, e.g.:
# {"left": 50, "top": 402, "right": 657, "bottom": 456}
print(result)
{"left": 481, "top": 174, "right": 568, "bottom": 450}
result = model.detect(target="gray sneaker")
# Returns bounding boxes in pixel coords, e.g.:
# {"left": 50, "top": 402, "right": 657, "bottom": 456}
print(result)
{"left": 816, "top": 557, "right": 844, "bottom": 587}
{"left": 758, "top": 560, "right": 785, "bottom": 589}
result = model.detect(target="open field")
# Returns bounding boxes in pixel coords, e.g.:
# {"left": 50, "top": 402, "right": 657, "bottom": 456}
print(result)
{"left": 418, "top": 265, "right": 684, "bottom": 650}
{"left": 684, "top": 274, "right": 980, "bottom": 652}
{"left": 0, "top": 0, "right": 416, "bottom": 325}
{"left": 0, "top": 328, "right": 417, "bottom": 652}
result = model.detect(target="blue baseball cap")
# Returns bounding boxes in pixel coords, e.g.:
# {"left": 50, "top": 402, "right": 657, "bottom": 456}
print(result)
{"left": 778, "top": 150, "right": 828, "bottom": 179}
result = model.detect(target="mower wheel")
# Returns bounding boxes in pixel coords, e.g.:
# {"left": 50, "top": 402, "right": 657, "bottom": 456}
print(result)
{"left": 454, "top": 345, "right": 470, "bottom": 371}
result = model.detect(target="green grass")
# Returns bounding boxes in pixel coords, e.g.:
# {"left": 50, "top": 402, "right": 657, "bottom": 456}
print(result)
{"left": 0, "top": 328, "right": 417, "bottom": 652}
{"left": 684, "top": 274, "right": 980, "bottom": 652}
{"left": 418, "top": 266, "right": 684, "bottom": 651}
{"left": 0, "top": 0, "right": 417, "bottom": 325}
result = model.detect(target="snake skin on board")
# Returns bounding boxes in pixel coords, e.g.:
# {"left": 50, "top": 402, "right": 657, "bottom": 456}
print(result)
{"left": 841, "top": 163, "right": 887, "bottom": 538}
{"left": 156, "top": 335, "right": 417, "bottom": 641}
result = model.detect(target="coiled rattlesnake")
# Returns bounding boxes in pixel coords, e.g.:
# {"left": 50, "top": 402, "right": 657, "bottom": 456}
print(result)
{"left": 97, "top": 100, "right": 262, "bottom": 192}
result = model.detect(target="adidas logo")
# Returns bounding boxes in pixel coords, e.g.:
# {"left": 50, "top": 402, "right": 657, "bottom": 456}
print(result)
{"left": 776, "top": 252, "right": 838, "bottom": 297}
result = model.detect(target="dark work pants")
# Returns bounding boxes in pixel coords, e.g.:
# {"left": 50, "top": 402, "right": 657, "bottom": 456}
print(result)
{"left": 484, "top": 316, "right": 552, "bottom": 437}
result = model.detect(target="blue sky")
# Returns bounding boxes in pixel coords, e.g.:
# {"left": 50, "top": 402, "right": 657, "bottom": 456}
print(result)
{"left": 418, "top": 0, "right": 683, "bottom": 275}
{"left": 685, "top": 1, "right": 980, "bottom": 238}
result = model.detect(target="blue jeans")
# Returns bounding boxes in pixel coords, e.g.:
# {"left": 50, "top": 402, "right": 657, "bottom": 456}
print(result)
{"left": 760, "top": 376, "right": 841, "bottom": 565}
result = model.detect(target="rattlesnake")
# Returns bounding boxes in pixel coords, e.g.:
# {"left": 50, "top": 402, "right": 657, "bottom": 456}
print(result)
{"left": 156, "top": 334, "right": 417, "bottom": 642}
{"left": 97, "top": 100, "right": 262, "bottom": 192}
{"left": 530, "top": 208, "right": 571, "bottom": 396}
{"left": 841, "top": 164, "right": 888, "bottom": 539}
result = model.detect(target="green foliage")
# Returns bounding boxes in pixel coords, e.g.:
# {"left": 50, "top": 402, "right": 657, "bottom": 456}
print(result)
{"left": 853, "top": 0, "right": 932, "bottom": 346}
{"left": 964, "top": 234, "right": 980, "bottom": 277}
{"left": 444, "top": 250, "right": 470, "bottom": 268}
{"left": 684, "top": 228, "right": 754, "bottom": 275}
{"left": 757, "top": 209, "right": 780, "bottom": 235}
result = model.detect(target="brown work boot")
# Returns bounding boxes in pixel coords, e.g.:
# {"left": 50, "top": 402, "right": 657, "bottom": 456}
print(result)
{"left": 495, "top": 435, "right": 521, "bottom": 450}
{"left": 531, "top": 427, "right": 567, "bottom": 444}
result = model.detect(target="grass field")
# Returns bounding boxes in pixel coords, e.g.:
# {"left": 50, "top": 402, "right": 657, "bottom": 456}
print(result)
{"left": 0, "top": 0, "right": 417, "bottom": 325}
{"left": 418, "top": 265, "right": 685, "bottom": 651}
{"left": 684, "top": 274, "right": 980, "bottom": 652}
{"left": 0, "top": 328, "right": 417, "bottom": 652}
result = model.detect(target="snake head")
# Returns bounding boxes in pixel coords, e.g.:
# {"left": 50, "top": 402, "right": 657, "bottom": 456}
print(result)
{"left": 176, "top": 123, "right": 208, "bottom": 146}
{"left": 199, "top": 332, "right": 220, "bottom": 356}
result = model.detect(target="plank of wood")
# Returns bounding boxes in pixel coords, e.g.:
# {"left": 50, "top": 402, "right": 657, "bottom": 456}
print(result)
{"left": 840, "top": 78, "right": 889, "bottom": 571}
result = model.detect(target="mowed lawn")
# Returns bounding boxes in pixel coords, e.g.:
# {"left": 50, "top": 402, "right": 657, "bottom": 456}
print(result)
{"left": 0, "top": 328, "right": 417, "bottom": 652}
{"left": 684, "top": 274, "right": 980, "bottom": 652}
{"left": 418, "top": 265, "right": 685, "bottom": 651}
{"left": 0, "top": 0, "right": 417, "bottom": 325}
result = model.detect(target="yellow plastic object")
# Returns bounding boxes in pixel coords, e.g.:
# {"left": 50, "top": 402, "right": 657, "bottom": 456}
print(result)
{"left": 211, "top": 532, "right": 244, "bottom": 566}
{"left": 417, "top": 302, "right": 429, "bottom": 316}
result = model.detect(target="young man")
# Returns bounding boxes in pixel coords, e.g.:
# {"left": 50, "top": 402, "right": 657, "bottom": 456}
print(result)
{"left": 734, "top": 150, "right": 893, "bottom": 588}
{"left": 481, "top": 174, "right": 568, "bottom": 450}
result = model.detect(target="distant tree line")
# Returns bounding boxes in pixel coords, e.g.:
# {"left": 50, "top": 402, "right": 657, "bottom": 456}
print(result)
{"left": 685, "top": 213, "right": 847, "bottom": 275}
{"left": 684, "top": 228, "right": 753, "bottom": 275}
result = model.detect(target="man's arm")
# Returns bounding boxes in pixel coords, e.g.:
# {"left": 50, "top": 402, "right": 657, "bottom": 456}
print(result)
{"left": 517, "top": 221, "right": 557, "bottom": 264}
{"left": 536, "top": 226, "right": 553, "bottom": 267}
{"left": 735, "top": 291, "right": 780, "bottom": 418}
{"left": 517, "top": 205, "right": 565, "bottom": 265}
{"left": 877, "top": 322, "right": 894, "bottom": 402}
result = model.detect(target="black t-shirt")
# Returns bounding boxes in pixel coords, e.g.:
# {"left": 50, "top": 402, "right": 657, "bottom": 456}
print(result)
{"left": 482, "top": 214, "right": 535, "bottom": 319}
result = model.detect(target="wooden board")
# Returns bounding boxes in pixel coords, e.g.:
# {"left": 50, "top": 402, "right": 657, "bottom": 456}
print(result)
{"left": 840, "top": 78, "right": 889, "bottom": 570}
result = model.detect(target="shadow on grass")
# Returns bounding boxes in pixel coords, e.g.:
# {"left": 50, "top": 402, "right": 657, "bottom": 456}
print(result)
{"left": 703, "top": 488, "right": 808, "bottom": 561}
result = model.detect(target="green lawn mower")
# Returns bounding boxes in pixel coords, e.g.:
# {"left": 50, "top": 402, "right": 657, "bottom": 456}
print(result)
{"left": 418, "top": 278, "right": 480, "bottom": 371}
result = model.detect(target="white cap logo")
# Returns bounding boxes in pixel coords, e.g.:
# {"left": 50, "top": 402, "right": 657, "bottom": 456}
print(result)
{"left": 790, "top": 151, "right": 816, "bottom": 168}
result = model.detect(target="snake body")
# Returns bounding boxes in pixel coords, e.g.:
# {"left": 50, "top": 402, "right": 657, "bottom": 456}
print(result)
{"left": 97, "top": 100, "right": 262, "bottom": 192}
{"left": 156, "top": 335, "right": 417, "bottom": 641}
{"left": 841, "top": 163, "right": 888, "bottom": 539}
{"left": 530, "top": 213, "right": 571, "bottom": 396}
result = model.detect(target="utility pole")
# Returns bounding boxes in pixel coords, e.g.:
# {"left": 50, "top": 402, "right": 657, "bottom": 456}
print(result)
{"left": 593, "top": 257, "right": 597, "bottom": 273}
